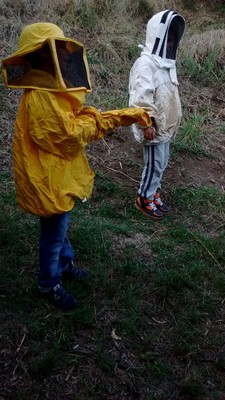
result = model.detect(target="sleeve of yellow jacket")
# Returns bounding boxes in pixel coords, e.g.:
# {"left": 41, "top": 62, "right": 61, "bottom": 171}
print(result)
{"left": 78, "top": 106, "right": 152, "bottom": 133}
{"left": 28, "top": 91, "right": 151, "bottom": 161}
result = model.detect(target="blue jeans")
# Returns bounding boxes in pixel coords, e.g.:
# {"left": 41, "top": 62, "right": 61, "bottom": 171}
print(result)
{"left": 38, "top": 211, "right": 74, "bottom": 289}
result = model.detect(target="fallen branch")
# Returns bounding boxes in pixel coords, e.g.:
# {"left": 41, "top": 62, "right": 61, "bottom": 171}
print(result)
{"left": 99, "top": 164, "right": 139, "bottom": 183}
{"left": 88, "top": 152, "right": 139, "bottom": 182}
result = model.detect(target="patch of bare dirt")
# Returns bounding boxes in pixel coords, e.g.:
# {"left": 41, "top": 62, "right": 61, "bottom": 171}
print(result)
{"left": 88, "top": 126, "right": 225, "bottom": 197}
{"left": 88, "top": 82, "right": 225, "bottom": 197}
{"left": 111, "top": 231, "right": 153, "bottom": 260}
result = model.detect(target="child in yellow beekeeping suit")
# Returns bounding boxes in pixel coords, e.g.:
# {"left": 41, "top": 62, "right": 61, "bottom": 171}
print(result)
{"left": 2, "top": 22, "right": 152, "bottom": 310}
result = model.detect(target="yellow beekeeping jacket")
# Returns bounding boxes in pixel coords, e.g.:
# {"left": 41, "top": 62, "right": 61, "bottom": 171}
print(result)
{"left": 2, "top": 23, "right": 151, "bottom": 216}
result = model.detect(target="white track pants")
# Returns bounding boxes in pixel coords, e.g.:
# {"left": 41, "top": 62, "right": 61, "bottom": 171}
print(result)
{"left": 138, "top": 141, "right": 170, "bottom": 199}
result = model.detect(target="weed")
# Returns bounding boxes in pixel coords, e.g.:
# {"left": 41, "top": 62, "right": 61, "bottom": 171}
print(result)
{"left": 172, "top": 112, "right": 208, "bottom": 155}
{"left": 179, "top": 45, "right": 225, "bottom": 86}
{"left": 179, "top": 55, "right": 200, "bottom": 78}
{"left": 220, "top": 122, "right": 225, "bottom": 133}
{"left": 182, "top": 1, "right": 197, "bottom": 11}
{"left": 218, "top": 4, "right": 225, "bottom": 15}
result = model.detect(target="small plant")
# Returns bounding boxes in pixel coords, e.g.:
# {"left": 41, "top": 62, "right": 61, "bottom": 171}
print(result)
{"left": 180, "top": 0, "right": 197, "bottom": 11}
{"left": 179, "top": 46, "right": 225, "bottom": 85}
{"left": 220, "top": 122, "right": 225, "bottom": 133}
{"left": 179, "top": 55, "right": 200, "bottom": 79}
{"left": 172, "top": 112, "right": 207, "bottom": 155}
{"left": 218, "top": 3, "right": 225, "bottom": 15}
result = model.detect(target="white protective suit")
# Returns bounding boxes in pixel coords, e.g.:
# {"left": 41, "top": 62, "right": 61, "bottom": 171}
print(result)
{"left": 129, "top": 10, "right": 185, "bottom": 145}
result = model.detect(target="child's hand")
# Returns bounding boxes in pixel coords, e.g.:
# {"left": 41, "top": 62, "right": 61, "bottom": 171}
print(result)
{"left": 143, "top": 126, "right": 156, "bottom": 141}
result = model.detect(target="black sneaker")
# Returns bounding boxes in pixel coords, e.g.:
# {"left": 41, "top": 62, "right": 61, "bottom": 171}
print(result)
{"left": 39, "top": 284, "right": 78, "bottom": 310}
{"left": 153, "top": 191, "right": 171, "bottom": 214}
{"left": 135, "top": 196, "right": 164, "bottom": 220}
{"left": 62, "top": 261, "right": 90, "bottom": 281}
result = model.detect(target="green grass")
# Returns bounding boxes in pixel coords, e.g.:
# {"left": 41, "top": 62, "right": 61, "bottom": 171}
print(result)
{"left": 172, "top": 112, "right": 208, "bottom": 155}
{"left": 179, "top": 46, "right": 225, "bottom": 86}
{"left": 220, "top": 122, "right": 225, "bottom": 134}
{"left": 1, "top": 170, "right": 225, "bottom": 399}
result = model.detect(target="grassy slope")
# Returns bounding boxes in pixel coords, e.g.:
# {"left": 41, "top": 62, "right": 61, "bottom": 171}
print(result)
{"left": 1, "top": 1, "right": 225, "bottom": 399}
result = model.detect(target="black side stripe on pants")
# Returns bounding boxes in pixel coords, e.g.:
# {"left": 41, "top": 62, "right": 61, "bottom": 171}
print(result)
{"left": 140, "top": 146, "right": 155, "bottom": 198}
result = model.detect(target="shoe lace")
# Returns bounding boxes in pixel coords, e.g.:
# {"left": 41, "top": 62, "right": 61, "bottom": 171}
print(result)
{"left": 144, "top": 198, "right": 158, "bottom": 211}
{"left": 154, "top": 193, "right": 163, "bottom": 206}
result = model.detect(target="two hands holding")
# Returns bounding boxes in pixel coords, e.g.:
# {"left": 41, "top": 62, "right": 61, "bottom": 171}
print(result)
{"left": 143, "top": 125, "right": 156, "bottom": 141}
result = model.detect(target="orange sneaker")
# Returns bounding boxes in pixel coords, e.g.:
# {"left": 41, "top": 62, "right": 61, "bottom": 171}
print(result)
{"left": 135, "top": 196, "right": 164, "bottom": 220}
{"left": 153, "top": 191, "right": 171, "bottom": 214}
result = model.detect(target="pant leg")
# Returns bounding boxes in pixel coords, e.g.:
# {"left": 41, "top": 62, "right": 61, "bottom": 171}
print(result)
{"left": 38, "top": 211, "right": 74, "bottom": 289}
{"left": 138, "top": 141, "right": 170, "bottom": 199}
{"left": 60, "top": 236, "right": 75, "bottom": 271}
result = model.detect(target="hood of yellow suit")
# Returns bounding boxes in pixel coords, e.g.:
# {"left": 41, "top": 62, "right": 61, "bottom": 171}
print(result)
{"left": 1, "top": 22, "right": 92, "bottom": 95}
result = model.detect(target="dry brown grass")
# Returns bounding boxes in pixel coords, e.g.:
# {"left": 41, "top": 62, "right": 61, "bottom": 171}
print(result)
{"left": 180, "top": 28, "right": 225, "bottom": 65}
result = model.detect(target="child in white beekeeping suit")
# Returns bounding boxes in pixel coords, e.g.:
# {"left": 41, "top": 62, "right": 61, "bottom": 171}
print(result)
{"left": 129, "top": 10, "right": 185, "bottom": 220}
{"left": 2, "top": 22, "right": 152, "bottom": 310}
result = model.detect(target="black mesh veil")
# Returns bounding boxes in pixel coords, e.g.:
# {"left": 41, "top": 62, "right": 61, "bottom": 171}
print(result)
{"left": 55, "top": 40, "right": 90, "bottom": 89}
{"left": 3, "top": 39, "right": 91, "bottom": 91}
